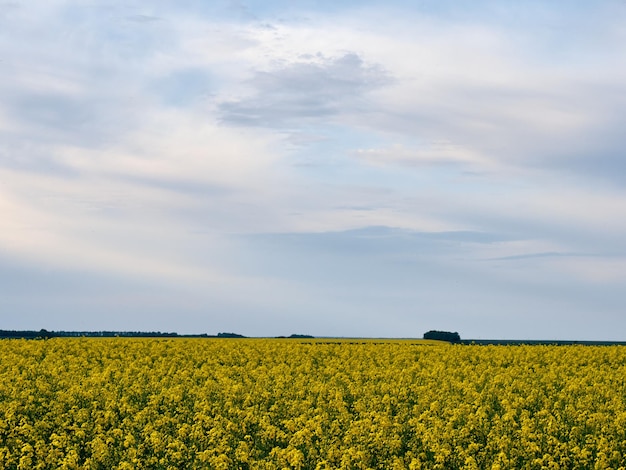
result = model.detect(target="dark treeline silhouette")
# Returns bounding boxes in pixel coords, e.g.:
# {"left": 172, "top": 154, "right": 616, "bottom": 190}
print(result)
{"left": 0, "top": 329, "right": 212, "bottom": 339}
{"left": 423, "top": 330, "right": 461, "bottom": 343}
{"left": 275, "top": 334, "right": 315, "bottom": 339}
{"left": 216, "top": 332, "right": 247, "bottom": 338}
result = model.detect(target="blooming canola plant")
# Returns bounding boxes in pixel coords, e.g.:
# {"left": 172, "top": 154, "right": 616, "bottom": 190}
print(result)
{"left": 1, "top": 338, "right": 625, "bottom": 469}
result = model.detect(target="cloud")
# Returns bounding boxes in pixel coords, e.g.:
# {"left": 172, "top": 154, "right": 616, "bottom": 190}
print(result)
{"left": 488, "top": 252, "right": 595, "bottom": 262}
{"left": 240, "top": 226, "right": 515, "bottom": 285}
{"left": 247, "top": 225, "right": 510, "bottom": 254}
{"left": 125, "top": 14, "right": 162, "bottom": 24}
{"left": 296, "top": 5, "right": 626, "bottom": 184}
{"left": 351, "top": 142, "right": 490, "bottom": 170}
{"left": 149, "top": 67, "right": 213, "bottom": 107}
{"left": 218, "top": 52, "right": 391, "bottom": 127}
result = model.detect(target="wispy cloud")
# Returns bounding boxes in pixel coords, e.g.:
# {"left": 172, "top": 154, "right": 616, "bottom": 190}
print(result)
{"left": 351, "top": 143, "right": 489, "bottom": 170}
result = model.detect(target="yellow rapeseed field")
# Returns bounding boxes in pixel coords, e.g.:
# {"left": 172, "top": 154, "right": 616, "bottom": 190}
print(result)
{"left": 1, "top": 338, "right": 625, "bottom": 469}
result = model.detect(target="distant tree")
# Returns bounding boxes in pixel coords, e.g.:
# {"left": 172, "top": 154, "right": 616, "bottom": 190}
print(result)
{"left": 0, "top": 330, "right": 42, "bottom": 339}
{"left": 423, "top": 330, "right": 461, "bottom": 343}
{"left": 288, "top": 334, "right": 314, "bottom": 339}
{"left": 217, "top": 332, "right": 246, "bottom": 338}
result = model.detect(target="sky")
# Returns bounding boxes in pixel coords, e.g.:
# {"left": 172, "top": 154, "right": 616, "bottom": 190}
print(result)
{"left": 1, "top": 0, "right": 626, "bottom": 339}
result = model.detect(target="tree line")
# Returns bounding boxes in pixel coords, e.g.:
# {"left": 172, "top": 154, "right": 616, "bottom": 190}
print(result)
{"left": 0, "top": 330, "right": 316, "bottom": 339}
{"left": 423, "top": 330, "right": 461, "bottom": 343}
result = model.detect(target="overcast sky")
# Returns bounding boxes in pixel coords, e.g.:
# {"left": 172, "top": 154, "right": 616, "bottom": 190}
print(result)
{"left": 2, "top": 0, "right": 626, "bottom": 339}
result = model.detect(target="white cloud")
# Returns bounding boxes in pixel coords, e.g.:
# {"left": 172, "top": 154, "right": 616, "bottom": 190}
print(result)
{"left": 351, "top": 142, "right": 490, "bottom": 170}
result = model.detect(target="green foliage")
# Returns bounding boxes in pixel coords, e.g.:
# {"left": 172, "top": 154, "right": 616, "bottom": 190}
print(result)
{"left": 423, "top": 330, "right": 461, "bottom": 343}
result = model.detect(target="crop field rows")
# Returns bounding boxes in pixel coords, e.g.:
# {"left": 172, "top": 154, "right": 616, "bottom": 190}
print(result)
{"left": 1, "top": 339, "right": 625, "bottom": 469}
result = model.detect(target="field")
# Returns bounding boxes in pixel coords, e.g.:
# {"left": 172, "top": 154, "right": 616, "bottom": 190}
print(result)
{"left": 1, "top": 339, "right": 626, "bottom": 469}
